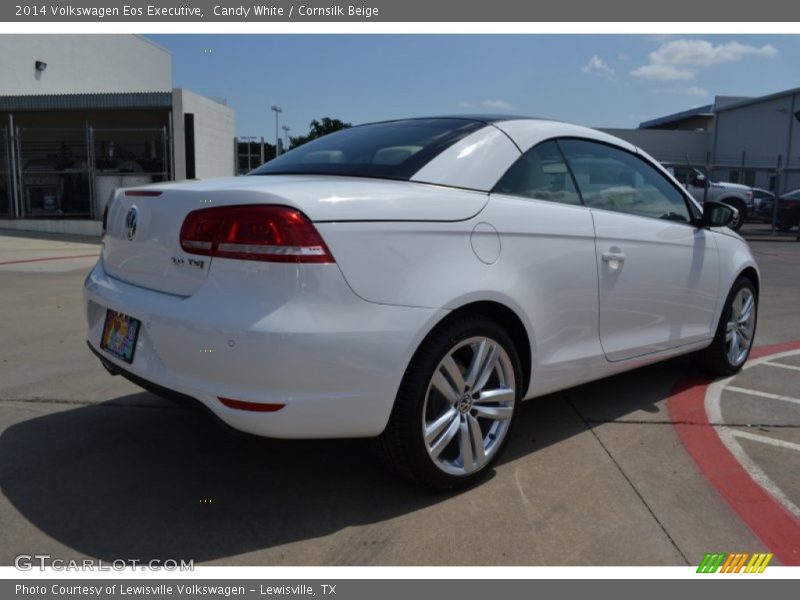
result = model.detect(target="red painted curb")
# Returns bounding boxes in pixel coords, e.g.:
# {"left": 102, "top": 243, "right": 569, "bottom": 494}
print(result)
{"left": 668, "top": 341, "right": 800, "bottom": 565}
{"left": 0, "top": 253, "right": 98, "bottom": 266}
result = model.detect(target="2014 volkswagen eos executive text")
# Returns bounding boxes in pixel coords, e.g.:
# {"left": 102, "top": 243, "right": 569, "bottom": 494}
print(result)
{"left": 85, "top": 116, "right": 759, "bottom": 489}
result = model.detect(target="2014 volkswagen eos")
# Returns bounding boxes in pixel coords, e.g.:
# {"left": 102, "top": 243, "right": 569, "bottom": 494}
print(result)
{"left": 85, "top": 116, "right": 759, "bottom": 489}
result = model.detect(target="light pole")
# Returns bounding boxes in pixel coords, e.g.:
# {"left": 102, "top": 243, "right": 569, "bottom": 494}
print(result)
{"left": 282, "top": 125, "right": 291, "bottom": 152}
{"left": 270, "top": 105, "right": 282, "bottom": 156}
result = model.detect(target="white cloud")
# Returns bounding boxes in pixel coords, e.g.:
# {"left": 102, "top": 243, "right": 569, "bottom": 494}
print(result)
{"left": 632, "top": 64, "right": 695, "bottom": 81}
{"left": 631, "top": 39, "right": 777, "bottom": 80}
{"left": 458, "top": 99, "right": 517, "bottom": 112}
{"left": 582, "top": 55, "right": 615, "bottom": 78}
{"left": 656, "top": 86, "right": 710, "bottom": 97}
{"left": 480, "top": 99, "right": 516, "bottom": 111}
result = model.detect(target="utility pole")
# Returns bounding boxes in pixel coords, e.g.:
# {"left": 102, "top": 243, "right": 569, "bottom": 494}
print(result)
{"left": 772, "top": 154, "right": 782, "bottom": 234}
{"left": 270, "top": 105, "right": 282, "bottom": 157}
{"left": 282, "top": 125, "right": 291, "bottom": 152}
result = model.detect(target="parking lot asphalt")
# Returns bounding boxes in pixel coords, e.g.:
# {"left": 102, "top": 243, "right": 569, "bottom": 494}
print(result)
{"left": 0, "top": 225, "right": 798, "bottom": 566}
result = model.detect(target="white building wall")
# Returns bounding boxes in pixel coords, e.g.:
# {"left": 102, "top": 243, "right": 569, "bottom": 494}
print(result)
{"left": 714, "top": 93, "right": 800, "bottom": 191}
{"left": 0, "top": 35, "right": 171, "bottom": 94}
{"left": 714, "top": 97, "right": 795, "bottom": 164}
{"left": 172, "top": 88, "right": 235, "bottom": 180}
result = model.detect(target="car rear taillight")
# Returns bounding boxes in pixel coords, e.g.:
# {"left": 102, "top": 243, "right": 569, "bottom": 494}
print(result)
{"left": 179, "top": 205, "right": 334, "bottom": 263}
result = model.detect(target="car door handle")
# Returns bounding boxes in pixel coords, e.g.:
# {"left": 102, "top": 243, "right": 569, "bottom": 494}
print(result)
{"left": 602, "top": 252, "right": 627, "bottom": 263}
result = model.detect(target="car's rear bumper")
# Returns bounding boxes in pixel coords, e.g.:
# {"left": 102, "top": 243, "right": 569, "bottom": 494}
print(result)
{"left": 84, "top": 258, "right": 446, "bottom": 438}
{"left": 86, "top": 340, "right": 247, "bottom": 434}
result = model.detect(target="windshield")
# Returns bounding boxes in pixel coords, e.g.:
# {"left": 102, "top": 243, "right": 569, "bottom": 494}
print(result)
{"left": 249, "top": 118, "right": 485, "bottom": 180}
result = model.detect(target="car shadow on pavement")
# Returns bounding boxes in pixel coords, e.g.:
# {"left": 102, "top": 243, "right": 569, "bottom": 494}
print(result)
{"left": 0, "top": 357, "right": 694, "bottom": 564}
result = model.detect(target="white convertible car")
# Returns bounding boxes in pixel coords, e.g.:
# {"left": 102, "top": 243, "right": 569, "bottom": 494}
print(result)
{"left": 84, "top": 116, "right": 758, "bottom": 489}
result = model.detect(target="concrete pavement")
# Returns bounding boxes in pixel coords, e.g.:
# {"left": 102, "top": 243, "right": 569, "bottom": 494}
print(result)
{"left": 0, "top": 227, "right": 797, "bottom": 566}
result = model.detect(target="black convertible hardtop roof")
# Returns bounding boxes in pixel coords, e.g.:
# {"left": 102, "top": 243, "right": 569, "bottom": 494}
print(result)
{"left": 352, "top": 115, "right": 543, "bottom": 128}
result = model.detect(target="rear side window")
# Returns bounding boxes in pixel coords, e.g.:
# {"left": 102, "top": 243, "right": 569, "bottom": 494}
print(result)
{"left": 492, "top": 140, "right": 581, "bottom": 205}
{"left": 250, "top": 119, "right": 485, "bottom": 181}
{"left": 560, "top": 139, "right": 692, "bottom": 223}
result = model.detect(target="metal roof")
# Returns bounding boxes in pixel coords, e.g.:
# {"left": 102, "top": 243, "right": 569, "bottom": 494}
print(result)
{"left": 639, "top": 104, "right": 714, "bottom": 129}
{"left": 0, "top": 92, "right": 173, "bottom": 112}
{"left": 714, "top": 86, "right": 800, "bottom": 113}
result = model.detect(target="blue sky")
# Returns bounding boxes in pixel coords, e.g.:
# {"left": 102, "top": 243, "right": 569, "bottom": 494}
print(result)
{"left": 148, "top": 34, "right": 800, "bottom": 140}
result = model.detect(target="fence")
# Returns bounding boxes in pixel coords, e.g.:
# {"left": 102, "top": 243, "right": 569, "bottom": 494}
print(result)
{"left": 0, "top": 127, "right": 10, "bottom": 217}
{"left": 659, "top": 150, "right": 800, "bottom": 195}
{"left": 2, "top": 124, "right": 171, "bottom": 220}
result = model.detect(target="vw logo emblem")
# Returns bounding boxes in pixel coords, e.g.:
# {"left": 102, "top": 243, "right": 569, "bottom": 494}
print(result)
{"left": 458, "top": 393, "right": 473, "bottom": 414}
{"left": 125, "top": 206, "right": 139, "bottom": 241}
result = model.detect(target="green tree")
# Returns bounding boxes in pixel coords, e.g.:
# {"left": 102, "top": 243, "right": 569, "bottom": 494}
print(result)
{"left": 289, "top": 117, "right": 352, "bottom": 149}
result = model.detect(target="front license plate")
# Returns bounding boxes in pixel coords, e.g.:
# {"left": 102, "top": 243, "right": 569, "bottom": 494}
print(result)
{"left": 100, "top": 309, "right": 141, "bottom": 364}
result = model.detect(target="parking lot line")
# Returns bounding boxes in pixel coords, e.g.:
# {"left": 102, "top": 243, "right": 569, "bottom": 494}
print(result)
{"left": 762, "top": 361, "right": 800, "bottom": 372}
{"left": 0, "top": 253, "right": 98, "bottom": 266}
{"left": 669, "top": 341, "right": 800, "bottom": 566}
{"left": 725, "top": 386, "right": 800, "bottom": 406}
{"left": 706, "top": 375, "right": 800, "bottom": 522}
{"left": 730, "top": 429, "right": 800, "bottom": 452}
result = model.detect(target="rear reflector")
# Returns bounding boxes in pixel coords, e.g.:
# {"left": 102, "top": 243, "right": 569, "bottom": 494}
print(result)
{"left": 125, "top": 190, "right": 163, "bottom": 197}
{"left": 218, "top": 397, "right": 286, "bottom": 412}
{"left": 180, "top": 204, "right": 334, "bottom": 263}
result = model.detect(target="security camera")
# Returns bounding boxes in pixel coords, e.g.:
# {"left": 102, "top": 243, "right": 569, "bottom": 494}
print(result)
{"left": 35, "top": 60, "right": 47, "bottom": 72}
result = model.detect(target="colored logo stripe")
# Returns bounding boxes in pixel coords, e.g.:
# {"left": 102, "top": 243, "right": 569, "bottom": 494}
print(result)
{"left": 697, "top": 553, "right": 726, "bottom": 573}
{"left": 696, "top": 552, "right": 773, "bottom": 573}
{"left": 746, "top": 553, "right": 773, "bottom": 573}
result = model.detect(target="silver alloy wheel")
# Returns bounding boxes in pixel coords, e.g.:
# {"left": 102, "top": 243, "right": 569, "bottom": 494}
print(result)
{"left": 725, "top": 287, "right": 756, "bottom": 367}
{"left": 422, "top": 336, "right": 516, "bottom": 476}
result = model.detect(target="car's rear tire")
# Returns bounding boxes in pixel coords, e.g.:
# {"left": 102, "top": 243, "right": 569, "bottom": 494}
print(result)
{"left": 776, "top": 208, "right": 799, "bottom": 232}
{"left": 377, "top": 315, "right": 522, "bottom": 491}
{"left": 697, "top": 276, "right": 757, "bottom": 376}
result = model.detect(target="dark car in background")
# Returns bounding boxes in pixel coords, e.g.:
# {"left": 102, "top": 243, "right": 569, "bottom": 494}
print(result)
{"left": 750, "top": 188, "right": 775, "bottom": 222}
{"left": 755, "top": 188, "right": 800, "bottom": 230}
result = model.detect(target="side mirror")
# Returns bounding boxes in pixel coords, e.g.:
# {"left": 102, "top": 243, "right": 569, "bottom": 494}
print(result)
{"left": 702, "top": 201, "right": 736, "bottom": 228}
{"left": 691, "top": 172, "right": 708, "bottom": 188}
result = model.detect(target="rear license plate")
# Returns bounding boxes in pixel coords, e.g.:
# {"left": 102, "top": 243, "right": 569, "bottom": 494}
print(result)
{"left": 100, "top": 309, "right": 141, "bottom": 364}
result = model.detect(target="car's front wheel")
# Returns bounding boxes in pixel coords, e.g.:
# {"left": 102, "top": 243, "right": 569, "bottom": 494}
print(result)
{"left": 698, "top": 276, "right": 758, "bottom": 375}
{"left": 378, "top": 315, "right": 522, "bottom": 491}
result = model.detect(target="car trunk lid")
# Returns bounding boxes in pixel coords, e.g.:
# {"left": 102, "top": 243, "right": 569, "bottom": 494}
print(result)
{"left": 102, "top": 176, "right": 488, "bottom": 296}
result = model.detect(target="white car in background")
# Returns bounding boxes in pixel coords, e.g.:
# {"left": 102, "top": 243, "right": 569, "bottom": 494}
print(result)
{"left": 85, "top": 117, "right": 759, "bottom": 490}
{"left": 683, "top": 168, "right": 754, "bottom": 231}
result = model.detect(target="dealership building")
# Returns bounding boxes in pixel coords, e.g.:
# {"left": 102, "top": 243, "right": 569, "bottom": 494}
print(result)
{"left": 0, "top": 35, "right": 235, "bottom": 235}
{"left": 605, "top": 87, "right": 800, "bottom": 193}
